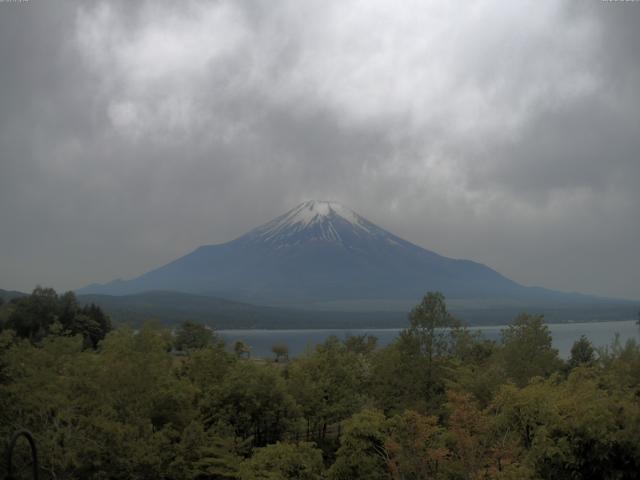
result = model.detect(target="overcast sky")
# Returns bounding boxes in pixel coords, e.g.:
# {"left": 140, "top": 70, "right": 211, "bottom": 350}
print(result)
{"left": 1, "top": 0, "right": 639, "bottom": 300}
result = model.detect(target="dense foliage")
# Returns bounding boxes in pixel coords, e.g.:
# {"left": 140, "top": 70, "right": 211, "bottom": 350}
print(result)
{"left": 0, "top": 287, "right": 111, "bottom": 348}
{"left": 1, "top": 289, "right": 640, "bottom": 479}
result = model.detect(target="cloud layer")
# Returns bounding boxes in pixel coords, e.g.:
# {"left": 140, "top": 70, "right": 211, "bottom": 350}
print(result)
{"left": 1, "top": 0, "right": 639, "bottom": 299}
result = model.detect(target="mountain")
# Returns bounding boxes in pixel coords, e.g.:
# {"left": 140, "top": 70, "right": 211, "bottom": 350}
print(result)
{"left": 75, "top": 290, "right": 635, "bottom": 329}
{"left": 76, "top": 291, "right": 408, "bottom": 329}
{"left": 78, "top": 200, "right": 634, "bottom": 314}
{"left": 0, "top": 288, "right": 28, "bottom": 303}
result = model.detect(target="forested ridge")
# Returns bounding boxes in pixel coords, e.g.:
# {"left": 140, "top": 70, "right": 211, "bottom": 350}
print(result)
{"left": 1, "top": 289, "right": 640, "bottom": 479}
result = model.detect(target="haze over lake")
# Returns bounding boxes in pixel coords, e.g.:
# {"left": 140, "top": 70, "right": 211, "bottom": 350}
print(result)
{"left": 219, "top": 319, "right": 640, "bottom": 359}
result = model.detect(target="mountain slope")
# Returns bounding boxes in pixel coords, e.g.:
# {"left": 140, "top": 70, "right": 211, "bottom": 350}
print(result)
{"left": 76, "top": 291, "right": 408, "bottom": 329}
{"left": 0, "top": 288, "right": 28, "bottom": 303}
{"left": 78, "top": 201, "right": 623, "bottom": 309}
{"left": 76, "top": 291, "right": 637, "bottom": 329}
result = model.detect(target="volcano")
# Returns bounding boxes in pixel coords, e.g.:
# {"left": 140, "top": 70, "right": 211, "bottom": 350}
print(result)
{"left": 78, "top": 201, "right": 619, "bottom": 311}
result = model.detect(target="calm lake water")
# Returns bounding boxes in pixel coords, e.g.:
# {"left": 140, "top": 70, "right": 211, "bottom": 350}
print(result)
{"left": 218, "top": 320, "right": 640, "bottom": 359}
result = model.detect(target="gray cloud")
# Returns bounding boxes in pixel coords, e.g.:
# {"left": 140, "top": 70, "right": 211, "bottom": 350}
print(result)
{"left": 1, "top": 0, "right": 639, "bottom": 300}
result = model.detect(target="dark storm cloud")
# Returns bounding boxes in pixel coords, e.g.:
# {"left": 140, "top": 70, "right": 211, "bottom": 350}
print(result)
{"left": 0, "top": 0, "right": 639, "bottom": 299}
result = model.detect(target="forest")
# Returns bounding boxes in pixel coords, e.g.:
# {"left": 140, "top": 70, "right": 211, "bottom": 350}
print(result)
{"left": 1, "top": 289, "right": 640, "bottom": 479}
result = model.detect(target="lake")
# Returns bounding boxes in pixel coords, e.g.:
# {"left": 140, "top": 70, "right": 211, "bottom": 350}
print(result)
{"left": 218, "top": 319, "right": 640, "bottom": 359}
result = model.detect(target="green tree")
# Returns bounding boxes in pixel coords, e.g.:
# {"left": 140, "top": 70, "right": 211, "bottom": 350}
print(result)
{"left": 6, "top": 286, "right": 59, "bottom": 342}
{"left": 76, "top": 302, "right": 112, "bottom": 348}
{"left": 406, "top": 292, "right": 460, "bottom": 368}
{"left": 568, "top": 335, "right": 595, "bottom": 369}
{"left": 597, "top": 336, "right": 640, "bottom": 394}
{"left": 344, "top": 334, "right": 378, "bottom": 355}
{"left": 447, "top": 329, "right": 503, "bottom": 408}
{"left": 0, "top": 297, "right": 13, "bottom": 332}
{"left": 234, "top": 340, "right": 251, "bottom": 358}
{"left": 491, "top": 369, "right": 640, "bottom": 479}
{"left": 386, "top": 410, "right": 448, "bottom": 480}
{"left": 272, "top": 343, "right": 289, "bottom": 362}
{"left": 179, "top": 343, "right": 236, "bottom": 392}
{"left": 369, "top": 342, "right": 422, "bottom": 412}
{"left": 288, "top": 336, "right": 366, "bottom": 441}
{"left": 202, "top": 361, "right": 299, "bottom": 446}
{"left": 5, "top": 288, "right": 111, "bottom": 348}
{"left": 174, "top": 320, "right": 216, "bottom": 352}
{"left": 167, "top": 421, "right": 243, "bottom": 480}
{"left": 370, "top": 292, "right": 460, "bottom": 413}
{"left": 0, "top": 324, "right": 214, "bottom": 479}
{"left": 328, "top": 409, "right": 391, "bottom": 480}
{"left": 239, "top": 442, "right": 324, "bottom": 480}
{"left": 490, "top": 380, "right": 557, "bottom": 465}
{"left": 57, "top": 290, "right": 79, "bottom": 330}
{"left": 500, "top": 314, "right": 562, "bottom": 386}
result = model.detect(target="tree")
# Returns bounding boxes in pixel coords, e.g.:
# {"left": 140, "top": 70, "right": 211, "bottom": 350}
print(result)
{"left": 328, "top": 409, "right": 391, "bottom": 480}
{"left": 83, "top": 302, "right": 111, "bottom": 340}
{"left": 179, "top": 343, "right": 236, "bottom": 392}
{"left": 287, "top": 336, "right": 365, "bottom": 441}
{"left": 4, "top": 288, "right": 111, "bottom": 349}
{"left": 447, "top": 329, "right": 502, "bottom": 408}
{"left": 202, "top": 361, "right": 299, "bottom": 446}
{"left": 568, "top": 335, "right": 595, "bottom": 369}
{"left": 234, "top": 340, "right": 251, "bottom": 359}
{"left": 386, "top": 410, "right": 448, "bottom": 480}
{"left": 369, "top": 342, "right": 423, "bottom": 413}
{"left": 406, "top": 292, "right": 460, "bottom": 362}
{"left": 272, "top": 343, "right": 289, "bottom": 362}
{"left": 167, "top": 421, "right": 243, "bottom": 480}
{"left": 173, "top": 320, "right": 215, "bottom": 352}
{"left": 0, "top": 298, "right": 11, "bottom": 332}
{"left": 344, "top": 334, "right": 378, "bottom": 355}
{"left": 500, "top": 314, "right": 562, "bottom": 386}
{"left": 371, "top": 292, "right": 460, "bottom": 412}
{"left": 0, "top": 324, "right": 197, "bottom": 479}
{"left": 74, "top": 324, "right": 195, "bottom": 478}
{"left": 490, "top": 381, "right": 557, "bottom": 460}
{"left": 6, "top": 286, "right": 59, "bottom": 342}
{"left": 491, "top": 370, "right": 640, "bottom": 479}
{"left": 404, "top": 292, "right": 460, "bottom": 384}
{"left": 445, "top": 390, "right": 491, "bottom": 478}
{"left": 239, "top": 442, "right": 324, "bottom": 480}
{"left": 597, "top": 335, "right": 640, "bottom": 391}
{"left": 58, "top": 290, "right": 79, "bottom": 330}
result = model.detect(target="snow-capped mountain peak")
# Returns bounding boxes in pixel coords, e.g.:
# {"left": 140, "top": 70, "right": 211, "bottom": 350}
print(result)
{"left": 77, "top": 201, "right": 614, "bottom": 317}
{"left": 271, "top": 201, "right": 365, "bottom": 229}
{"left": 247, "top": 200, "right": 376, "bottom": 245}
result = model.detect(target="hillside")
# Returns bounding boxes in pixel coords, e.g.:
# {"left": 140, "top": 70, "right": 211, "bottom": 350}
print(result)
{"left": 79, "top": 201, "right": 629, "bottom": 314}
{"left": 76, "top": 291, "right": 637, "bottom": 329}
{"left": 77, "top": 291, "right": 407, "bottom": 329}
{"left": 0, "top": 288, "right": 28, "bottom": 303}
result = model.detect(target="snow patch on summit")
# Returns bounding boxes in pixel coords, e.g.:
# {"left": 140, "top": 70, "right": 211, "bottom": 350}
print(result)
{"left": 250, "top": 201, "right": 374, "bottom": 245}
{"left": 282, "top": 201, "right": 365, "bottom": 228}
